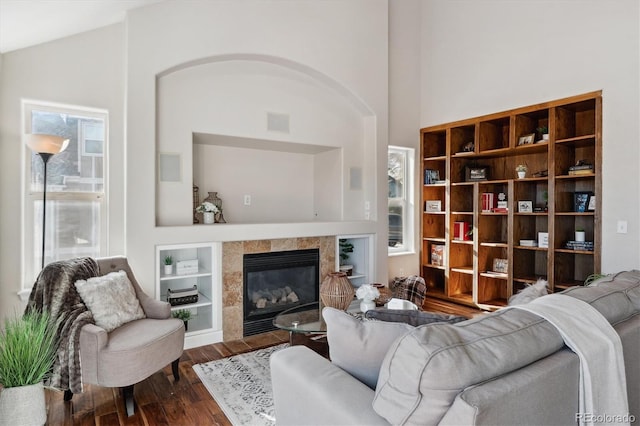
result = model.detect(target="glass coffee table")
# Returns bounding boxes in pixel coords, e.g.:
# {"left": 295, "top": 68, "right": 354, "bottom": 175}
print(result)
{"left": 273, "top": 301, "right": 360, "bottom": 357}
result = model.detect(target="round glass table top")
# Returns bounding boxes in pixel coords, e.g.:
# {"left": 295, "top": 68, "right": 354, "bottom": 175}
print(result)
{"left": 272, "top": 302, "right": 325, "bottom": 333}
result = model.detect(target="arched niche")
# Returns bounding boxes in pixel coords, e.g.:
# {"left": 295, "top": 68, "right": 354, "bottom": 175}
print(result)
{"left": 155, "top": 54, "right": 376, "bottom": 226}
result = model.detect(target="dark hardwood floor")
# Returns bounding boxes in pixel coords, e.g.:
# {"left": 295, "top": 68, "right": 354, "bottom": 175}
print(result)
{"left": 44, "top": 296, "right": 481, "bottom": 425}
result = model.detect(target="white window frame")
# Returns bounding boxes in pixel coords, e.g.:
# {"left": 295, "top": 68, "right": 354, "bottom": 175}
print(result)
{"left": 388, "top": 145, "right": 415, "bottom": 256}
{"left": 21, "top": 100, "right": 109, "bottom": 288}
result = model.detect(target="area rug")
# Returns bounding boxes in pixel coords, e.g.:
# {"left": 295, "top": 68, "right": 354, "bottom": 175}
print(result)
{"left": 193, "top": 343, "right": 288, "bottom": 426}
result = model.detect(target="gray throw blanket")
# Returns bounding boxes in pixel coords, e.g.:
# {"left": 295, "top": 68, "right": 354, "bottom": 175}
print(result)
{"left": 24, "top": 257, "right": 99, "bottom": 393}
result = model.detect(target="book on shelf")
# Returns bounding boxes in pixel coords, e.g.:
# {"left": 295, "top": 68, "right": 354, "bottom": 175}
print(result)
{"left": 564, "top": 241, "right": 594, "bottom": 251}
{"left": 568, "top": 169, "right": 594, "bottom": 176}
{"left": 482, "top": 193, "right": 496, "bottom": 213}
{"left": 430, "top": 244, "right": 445, "bottom": 266}
{"left": 453, "top": 222, "right": 471, "bottom": 240}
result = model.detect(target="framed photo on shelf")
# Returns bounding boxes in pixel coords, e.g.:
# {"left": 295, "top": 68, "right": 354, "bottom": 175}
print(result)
{"left": 424, "top": 169, "right": 440, "bottom": 184}
{"left": 587, "top": 195, "right": 596, "bottom": 211}
{"left": 492, "top": 258, "right": 508, "bottom": 274}
{"left": 465, "top": 166, "right": 489, "bottom": 182}
{"left": 517, "top": 201, "right": 533, "bottom": 213}
{"left": 574, "top": 191, "right": 593, "bottom": 212}
{"left": 518, "top": 133, "right": 535, "bottom": 146}
{"left": 425, "top": 200, "right": 442, "bottom": 212}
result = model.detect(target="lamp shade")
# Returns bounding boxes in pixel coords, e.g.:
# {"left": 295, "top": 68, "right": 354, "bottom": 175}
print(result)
{"left": 25, "top": 134, "right": 69, "bottom": 154}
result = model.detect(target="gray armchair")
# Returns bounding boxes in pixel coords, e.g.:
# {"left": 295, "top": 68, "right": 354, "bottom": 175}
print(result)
{"left": 63, "top": 256, "right": 185, "bottom": 416}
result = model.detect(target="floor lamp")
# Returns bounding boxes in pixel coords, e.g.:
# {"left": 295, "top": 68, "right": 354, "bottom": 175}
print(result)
{"left": 25, "top": 134, "right": 70, "bottom": 269}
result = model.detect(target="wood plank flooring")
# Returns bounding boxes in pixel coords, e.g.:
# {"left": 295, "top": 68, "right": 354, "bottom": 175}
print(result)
{"left": 44, "top": 296, "right": 480, "bottom": 425}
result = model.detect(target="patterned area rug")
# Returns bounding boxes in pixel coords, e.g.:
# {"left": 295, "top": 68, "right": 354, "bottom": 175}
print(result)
{"left": 192, "top": 344, "right": 288, "bottom": 426}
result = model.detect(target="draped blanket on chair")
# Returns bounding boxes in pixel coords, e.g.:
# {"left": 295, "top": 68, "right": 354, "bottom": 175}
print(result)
{"left": 25, "top": 257, "right": 99, "bottom": 394}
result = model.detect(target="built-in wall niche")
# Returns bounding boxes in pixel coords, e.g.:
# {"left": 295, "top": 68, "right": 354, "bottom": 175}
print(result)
{"left": 192, "top": 132, "right": 341, "bottom": 224}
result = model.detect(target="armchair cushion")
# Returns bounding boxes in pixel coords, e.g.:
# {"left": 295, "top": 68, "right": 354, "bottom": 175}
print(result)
{"left": 75, "top": 270, "right": 145, "bottom": 332}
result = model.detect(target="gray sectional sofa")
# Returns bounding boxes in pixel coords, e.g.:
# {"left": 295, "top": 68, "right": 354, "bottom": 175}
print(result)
{"left": 271, "top": 271, "right": 640, "bottom": 425}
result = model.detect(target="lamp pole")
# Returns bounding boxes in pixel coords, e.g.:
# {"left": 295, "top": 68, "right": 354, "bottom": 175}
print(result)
{"left": 38, "top": 153, "right": 53, "bottom": 269}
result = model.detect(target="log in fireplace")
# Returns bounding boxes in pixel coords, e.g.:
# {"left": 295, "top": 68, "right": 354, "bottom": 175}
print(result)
{"left": 243, "top": 248, "right": 319, "bottom": 336}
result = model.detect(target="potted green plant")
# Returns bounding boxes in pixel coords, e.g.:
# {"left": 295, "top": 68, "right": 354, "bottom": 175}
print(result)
{"left": 536, "top": 126, "right": 549, "bottom": 141}
{"left": 516, "top": 164, "right": 528, "bottom": 179}
{"left": 338, "top": 239, "right": 354, "bottom": 276}
{"left": 163, "top": 255, "right": 173, "bottom": 275}
{"left": 172, "top": 309, "right": 192, "bottom": 331}
{"left": 0, "top": 311, "right": 58, "bottom": 425}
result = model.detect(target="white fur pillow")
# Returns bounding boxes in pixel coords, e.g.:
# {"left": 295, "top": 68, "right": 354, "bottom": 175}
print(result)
{"left": 508, "top": 279, "right": 549, "bottom": 305}
{"left": 75, "top": 270, "right": 146, "bottom": 332}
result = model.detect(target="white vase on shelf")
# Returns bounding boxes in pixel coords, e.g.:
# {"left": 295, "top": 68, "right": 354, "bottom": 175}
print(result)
{"left": 203, "top": 212, "right": 215, "bottom": 224}
{"left": 360, "top": 299, "right": 375, "bottom": 313}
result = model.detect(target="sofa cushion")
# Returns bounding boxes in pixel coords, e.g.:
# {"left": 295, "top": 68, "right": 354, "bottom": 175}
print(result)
{"left": 373, "top": 270, "right": 640, "bottom": 425}
{"left": 323, "top": 307, "right": 413, "bottom": 389}
{"left": 364, "top": 308, "right": 467, "bottom": 326}
{"left": 75, "top": 270, "right": 146, "bottom": 332}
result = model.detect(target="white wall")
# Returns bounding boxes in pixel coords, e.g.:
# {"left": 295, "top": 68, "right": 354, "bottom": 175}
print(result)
{"left": 125, "top": 0, "right": 389, "bottom": 295}
{"left": 0, "top": 25, "right": 127, "bottom": 318}
{"left": 388, "top": 0, "right": 422, "bottom": 280}
{"left": 156, "top": 58, "right": 365, "bottom": 225}
{"left": 420, "top": 0, "right": 640, "bottom": 272}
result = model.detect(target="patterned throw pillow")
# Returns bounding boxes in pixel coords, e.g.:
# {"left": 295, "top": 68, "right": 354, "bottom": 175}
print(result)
{"left": 389, "top": 275, "right": 427, "bottom": 307}
{"left": 75, "top": 270, "right": 146, "bottom": 332}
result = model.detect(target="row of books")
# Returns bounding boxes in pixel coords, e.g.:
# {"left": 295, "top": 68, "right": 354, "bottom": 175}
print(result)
{"left": 568, "top": 163, "right": 594, "bottom": 176}
{"left": 564, "top": 241, "right": 594, "bottom": 251}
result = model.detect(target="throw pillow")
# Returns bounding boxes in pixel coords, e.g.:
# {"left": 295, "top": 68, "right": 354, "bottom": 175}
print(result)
{"left": 75, "top": 270, "right": 146, "bottom": 332}
{"left": 508, "top": 278, "right": 549, "bottom": 305}
{"left": 365, "top": 309, "right": 467, "bottom": 326}
{"left": 323, "top": 307, "right": 413, "bottom": 389}
{"left": 389, "top": 275, "right": 427, "bottom": 307}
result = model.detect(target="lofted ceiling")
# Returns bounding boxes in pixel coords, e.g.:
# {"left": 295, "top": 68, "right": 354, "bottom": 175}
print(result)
{"left": 0, "top": 0, "right": 164, "bottom": 53}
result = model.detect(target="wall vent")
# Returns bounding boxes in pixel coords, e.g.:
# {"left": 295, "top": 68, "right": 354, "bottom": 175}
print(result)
{"left": 267, "top": 112, "right": 290, "bottom": 133}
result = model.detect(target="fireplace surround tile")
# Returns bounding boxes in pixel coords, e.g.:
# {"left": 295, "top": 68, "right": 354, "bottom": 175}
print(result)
{"left": 222, "top": 236, "right": 335, "bottom": 341}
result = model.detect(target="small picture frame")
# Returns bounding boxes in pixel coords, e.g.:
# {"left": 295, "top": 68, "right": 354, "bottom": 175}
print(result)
{"left": 574, "top": 191, "right": 593, "bottom": 213}
{"left": 587, "top": 195, "right": 596, "bottom": 211}
{"left": 424, "top": 169, "right": 440, "bottom": 184}
{"left": 518, "top": 133, "right": 535, "bottom": 146}
{"left": 492, "top": 258, "right": 508, "bottom": 274}
{"left": 425, "top": 200, "right": 442, "bottom": 212}
{"left": 518, "top": 200, "right": 533, "bottom": 213}
{"left": 465, "top": 166, "right": 489, "bottom": 182}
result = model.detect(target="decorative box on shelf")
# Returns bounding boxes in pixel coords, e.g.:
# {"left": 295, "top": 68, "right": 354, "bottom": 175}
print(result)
{"left": 176, "top": 259, "right": 199, "bottom": 275}
{"left": 167, "top": 285, "right": 199, "bottom": 306}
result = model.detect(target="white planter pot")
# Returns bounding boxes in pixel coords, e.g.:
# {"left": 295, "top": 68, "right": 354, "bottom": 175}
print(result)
{"left": 203, "top": 212, "right": 215, "bottom": 224}
{"left": 575, "top": 231, "right": 586, "bottom": 242}
{"left": 0, "top": 382, "right": 47, "bottom": 425}
{"left": 517, "top": 171, "right": 526, "bottom": 179}
{"left": 164, "top": 264, "right": 173, "bottom": 275}
{"left": 543, "top": 133, "right": 549, "bottom": 141}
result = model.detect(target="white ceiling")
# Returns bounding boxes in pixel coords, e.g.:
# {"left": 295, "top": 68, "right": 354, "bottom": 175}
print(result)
{"left": 0, "top": 0, "right": 164, "bottom": 54}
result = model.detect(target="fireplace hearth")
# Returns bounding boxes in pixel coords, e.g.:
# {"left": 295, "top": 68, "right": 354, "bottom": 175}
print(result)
{"left": 243, "top": 248, "right": 320, "bottom": 336}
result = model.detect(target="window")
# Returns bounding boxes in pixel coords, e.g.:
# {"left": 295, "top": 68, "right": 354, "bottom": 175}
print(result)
{"left": 388, "top": 146, "right": 414, "bottom": 254}
{"left": 23, "top": 101, "right": 108, "bottom": 283}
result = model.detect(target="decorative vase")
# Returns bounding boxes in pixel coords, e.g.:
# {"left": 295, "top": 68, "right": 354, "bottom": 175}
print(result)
{"left": 320, "top": 272, "right": 355, "bottom": 311}
{"left": 183, "top": 321, "right": 189, "bottom": 331}
{"left": 517, "top": 171, "right": 526, "bottom": 179}
{"left": 0, "top": 382, "right": 47, "bottom": 425}
{"left": 164, "top": 264, "right": 173, "bottom": 275}
{"left": 360, "top": 299, "right": 375, "bottom": 313}
{"left": 203, "top": 192, "right": 226, "bottom": 223}
{"left": 542, "top": 133, "right": 549, "bottom": 141}
{"left": 203, "top": 212, "right": 215, "bottom": 224}
{"left": 575, "top": 231, "right": 586, "bottom": 242}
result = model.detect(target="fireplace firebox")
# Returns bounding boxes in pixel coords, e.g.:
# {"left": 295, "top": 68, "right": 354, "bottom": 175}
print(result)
{"left": 243, "top": 248, "right": 319, "bottom": 336}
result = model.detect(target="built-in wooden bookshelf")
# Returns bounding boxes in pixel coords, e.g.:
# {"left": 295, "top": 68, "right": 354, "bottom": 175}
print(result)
{"left": 420, "top": 92, "right": 602, "bottom": 310}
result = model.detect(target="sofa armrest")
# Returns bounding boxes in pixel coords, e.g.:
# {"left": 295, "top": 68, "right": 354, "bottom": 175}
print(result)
{"left": 270, "top": 346, "right": 389, "bottom": 426}
{"left": 138, "top": 293, "right": 171, "bottom": 319}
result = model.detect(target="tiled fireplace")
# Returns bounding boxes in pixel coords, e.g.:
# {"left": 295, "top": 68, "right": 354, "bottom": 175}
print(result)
{"left": 222, "top": 236, "right": 335, "bottom": 341}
